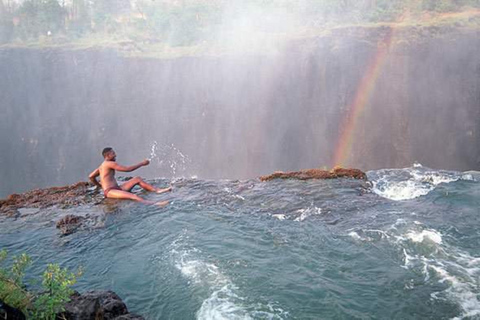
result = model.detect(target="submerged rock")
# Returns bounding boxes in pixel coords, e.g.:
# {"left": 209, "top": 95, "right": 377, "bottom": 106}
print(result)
{"left": 60, "top": 290, "right": 144, "bottom": 320}
{"left": 259, "top": 167, "right": 367, "bottom": 181}
{"left": 56, "top": 214, "right": 85, "bottom": 236}
{"left": 0, "top": 182, "right": 91, "bottom": 215}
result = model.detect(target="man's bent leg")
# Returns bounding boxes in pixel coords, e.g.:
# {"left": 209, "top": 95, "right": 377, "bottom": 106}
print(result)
{"left": 121, "top": 176, "right": 166, "bottom": 193}
{"left": 106, "top": 189, "right": 152, "bottom": 204}
{"left": 106, "top": 189, "right": 168, "bottom": 207}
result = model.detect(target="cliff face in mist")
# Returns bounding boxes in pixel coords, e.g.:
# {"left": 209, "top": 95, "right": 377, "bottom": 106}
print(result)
{"left": 1, "top": 26, "right": 479, "bottom": 197}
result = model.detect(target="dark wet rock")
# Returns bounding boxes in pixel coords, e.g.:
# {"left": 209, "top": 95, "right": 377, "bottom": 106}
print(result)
{"left": 0, "top": 299, "right": 26, "bottom": 320}
{"left": 56, "top": 214, "right": 85, "bottom": 235}
{"left": 55, "top": 213, "right": 108, "bottom": 236}
{"left": 0, "top": 182, "right": 92, "bottom": 215}
{"left": 61, "top": 291, "right": 102, "bottom": 319}
{"left": 260, "top": 167, "right": 367, "bottom": 182}
{"left": 60, "top": 290, "right": 141, "bottom": 320}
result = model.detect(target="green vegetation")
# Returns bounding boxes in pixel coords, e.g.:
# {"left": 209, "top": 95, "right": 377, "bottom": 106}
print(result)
{"left": 0, "top": 250, "right": 32, "bottom": 313}
{"left": 0, "top": 249, "right": 82, "bottom": 319}
{"left": 0, "top": 0, "right": 479, "bottom": 52}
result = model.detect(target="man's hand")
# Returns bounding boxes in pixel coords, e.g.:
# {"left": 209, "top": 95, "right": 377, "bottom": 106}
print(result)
{"left": 88, "top": 185, "right": 101, "bottom": 192}
{"left": 141, "top": 159, "right": 150, "bottom": 166}
{"left": 89, "top": 168, "right": 101, "bottom": 188}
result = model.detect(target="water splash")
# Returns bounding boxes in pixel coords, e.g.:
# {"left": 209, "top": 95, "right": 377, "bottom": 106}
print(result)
{"left": 147, "top": 140, "right": 158, "bottom": 161}
{"left": 147, "top": 141, "right": 192, "bottom": 177}
{"left": 367, "top": 164, "right": 473, "bottom": 201}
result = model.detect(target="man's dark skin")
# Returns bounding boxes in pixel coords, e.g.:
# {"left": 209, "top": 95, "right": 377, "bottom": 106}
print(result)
{"left": 89, "top": 148, "right": 171, "bottom": 206}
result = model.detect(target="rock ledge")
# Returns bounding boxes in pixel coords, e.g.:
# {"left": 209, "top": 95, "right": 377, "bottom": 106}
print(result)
{"left": 260, "top": 167, "right": 367, "bottom": 181}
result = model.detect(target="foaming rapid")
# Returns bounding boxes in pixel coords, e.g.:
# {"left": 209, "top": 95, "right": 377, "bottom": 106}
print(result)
{"left": 349, "top": 219, "right": 480, "bottom": 319}
{"left": 368, "top": 164, "right": 475, "bottom": 201}
{"left": 170, "top": 235, "right": 286, "bottom": 320}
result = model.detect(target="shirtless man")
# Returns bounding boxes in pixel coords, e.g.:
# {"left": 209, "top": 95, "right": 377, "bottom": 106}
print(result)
{"left": 89, "top": 147, "right": 171, "bottom": 205}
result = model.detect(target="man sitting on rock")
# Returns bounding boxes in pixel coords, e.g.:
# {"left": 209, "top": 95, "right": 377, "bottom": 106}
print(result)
{"left": 89, "top": 147, "right": 171, "bottom": 206}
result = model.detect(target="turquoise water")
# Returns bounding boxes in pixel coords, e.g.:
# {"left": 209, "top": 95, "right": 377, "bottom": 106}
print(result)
{"left": 1, "top": 165, "right": 480, "bottom": 319}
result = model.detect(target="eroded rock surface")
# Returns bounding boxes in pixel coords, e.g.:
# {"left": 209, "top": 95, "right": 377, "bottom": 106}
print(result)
{"left": 0, "top": 182, "right": 91, "bottom": 216}
{"left": 260, "top": 167, "right": 367, "bottom": 182}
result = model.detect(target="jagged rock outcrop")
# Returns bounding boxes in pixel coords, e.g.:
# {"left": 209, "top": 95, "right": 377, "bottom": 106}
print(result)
{"left": 56, "top": 214, "right": 85, "bottom": 236}
{"left": 0, "top": 182, "right": 91, "bottom": 216}
{"left": 1, "top": 290, "right": 143, "bottom": 320}
{"left": 260, "top": 167, "right": 367, "bottom": 182}
{"left": 60, "top": 291, "right": 144, "bottom": 320}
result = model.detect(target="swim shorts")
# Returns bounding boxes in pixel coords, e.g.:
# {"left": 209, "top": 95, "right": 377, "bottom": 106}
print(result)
{"left": 104, "top": 186, "right": 122, "bottom": 197}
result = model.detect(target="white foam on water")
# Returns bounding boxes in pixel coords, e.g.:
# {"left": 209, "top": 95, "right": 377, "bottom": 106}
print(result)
{"left": 428, "top": 261, "right": 480, "bottom": 320}
{"left": 294, "top": 206, "right": 322, "bottom": 222}
{"left": 224, "top": 187, "right": 246, "bottom": 201}
{"left": 348, "top": 229, "right": 390, "bottom": 242}
{"left": 461, "top": 173, "right": 475, "bottom": 181}
{"left": 348, "top": 231, "right": 364, "bottom": 241}
{"left": 373, "top": 180, "right": 432, "bottom": 201}
{"left": 405, "top": 229, "right": 443, "bottom": 244}
{"left": 401, "top": 225, "right": 480, "bottom": 318}
{"left": 197, "top": 285, "right": 253, "bottom": 320}
{"left": 270, "top": 206, "right": 322, "bottom": 222}
{"left": 402, "top": 248, "right": 414, "bottom": 268}
{"left": 171, "top": 238, "right": 285, "bottom": 320}
{"left": 419, "top": 251, "right": 480, "bottom": 319}
{"left": 410, "top": 171, "right": 459, "bottom": 186}
{"left": 350, "top": 220, "right": 480, "bottom": 318}
{"left": 370, "top": 165, "right": 464, "bottom": 201}
{"left": 172, "top": 249, "right": 251, "bottom": 319}
{"left": 462, "top": 171, "right": 479, "bottom": 181}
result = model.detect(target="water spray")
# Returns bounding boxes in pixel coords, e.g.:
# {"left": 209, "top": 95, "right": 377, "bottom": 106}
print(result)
{"left": 147, "top": 141, "right": 192, "bottom": 178}
{"left": 147, "top": 140, "right": 158, "bottom": 162}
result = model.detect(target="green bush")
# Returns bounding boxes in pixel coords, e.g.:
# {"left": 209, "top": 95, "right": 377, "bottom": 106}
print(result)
{"left": 0, "top": 250, "right": 82, "bottom": 320}
{"left": 0, "top": 250, "right": 32, "bottom": 313}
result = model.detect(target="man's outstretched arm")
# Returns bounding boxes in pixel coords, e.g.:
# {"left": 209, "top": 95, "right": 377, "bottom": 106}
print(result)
{"left": 108, "top": 159, "right": 150, "bottom": 172}
{"left": 89, "top": 168, "right": 101, "bottom": 188}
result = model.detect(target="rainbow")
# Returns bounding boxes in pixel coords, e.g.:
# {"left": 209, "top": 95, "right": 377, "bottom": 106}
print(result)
{"left": 332, "top": 27, "right": 395, "bottom": 167}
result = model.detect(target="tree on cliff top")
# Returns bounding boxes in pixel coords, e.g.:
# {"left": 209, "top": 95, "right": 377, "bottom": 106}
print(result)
{"left": 16, "top": 0, "right": 65, "bottom": 39}
{"left": 2, "top": 0, "right": 480, "bottom": 44}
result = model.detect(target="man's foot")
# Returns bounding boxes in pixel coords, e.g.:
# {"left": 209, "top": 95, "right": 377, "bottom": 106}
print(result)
{"left": 155, "top": 187, "right": 172, "bottom": 194}
{"left": 155, "top": 200, "right": 169, "bottom": 207}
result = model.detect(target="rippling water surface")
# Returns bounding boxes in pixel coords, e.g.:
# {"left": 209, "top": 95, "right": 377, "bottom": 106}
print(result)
{"left": 1, "top": 165, "right": 480, "bottom": 319}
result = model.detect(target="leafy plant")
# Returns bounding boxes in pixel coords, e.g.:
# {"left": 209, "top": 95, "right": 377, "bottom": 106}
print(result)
{"left": 0, "top": 250, "right": 82, "bottom": 320}
{"left": 0, "top": 249, "right": 32, "bottom": 313}
{"left": 33, "top": 264, "right": 82, "bottom": 320}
